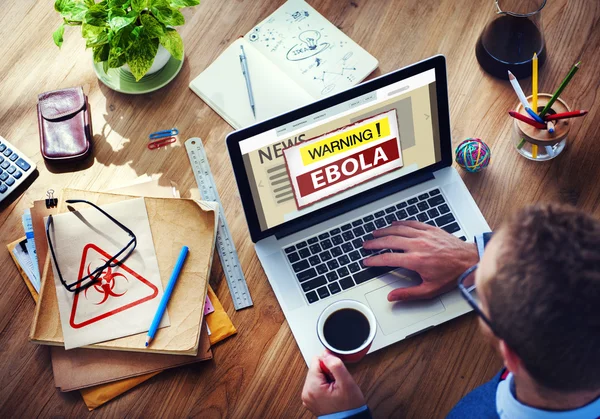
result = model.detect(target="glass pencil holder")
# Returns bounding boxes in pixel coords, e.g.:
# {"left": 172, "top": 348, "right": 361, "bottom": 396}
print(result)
{"left": 513, "top": 93, "right": 570, "bottom": 161}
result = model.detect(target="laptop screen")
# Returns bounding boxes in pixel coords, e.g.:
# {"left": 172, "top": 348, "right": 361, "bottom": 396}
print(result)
{"left": 238, "top": 68, "right": 442, "bottom": 232}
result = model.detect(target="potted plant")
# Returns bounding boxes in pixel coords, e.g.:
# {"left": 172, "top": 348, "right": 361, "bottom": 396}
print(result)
{"left": 52, "top": 0, "right": 200, "bottom": 81}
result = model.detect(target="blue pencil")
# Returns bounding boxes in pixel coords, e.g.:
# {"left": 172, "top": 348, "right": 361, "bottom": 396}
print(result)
{"left": 145, "top": 246, "right": 189, "bottom": 347}
{"left": 525, "top": 107, "right": 545, "bottom": 124}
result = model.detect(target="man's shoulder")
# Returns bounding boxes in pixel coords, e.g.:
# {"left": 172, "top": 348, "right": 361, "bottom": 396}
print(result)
{"left": 446, "top": 370, "right": 505, "bottom": 419}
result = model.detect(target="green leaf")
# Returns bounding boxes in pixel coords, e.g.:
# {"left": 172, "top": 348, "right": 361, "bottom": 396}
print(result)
{"left": 53, "top": 24, "right": 65, "bottom": 47}
{"left": 108, "top": 0, "right": 128, "bottom": 7}
{"left": 140, "top": 14, "right": 164, "bottom": 38}
{"left": 131, "top": 0, "right": 148, "bottom": 12}
{"left": 55, "top": 0, "right": 89, "bottom": 22}
{"left": 84, "top": 0, "right": 95, "bottom": 6}
{"left": 159, "top": 28, "right": 182, "bottom": 60}
{"left": 107, "top": 46, "right": 127, "bottom": 67}
{"left": 85, "top": 3, "right": 109, "bottom": 26}
{"left": 103, "top": 60, "right": 109, "bottom": 73}
{"left": 150, "top": 2, "right": 185, "bottom": 26}
{"left": 109, "top": 8, "right": 137, "bottom": 31}
{"left": 111, "top": 23, "right": 134, "bottom": 50}
{"left": 169, "top": 0, "right": 199, "bottom": 8}
{"left": 93, "top": 43, "right": 110, "bottom": 62}
{"left": 126, "top": 33, "right": 159, "bottom": 81}
{"left": 82, "top": 23, "right": 109, "bottom": 47}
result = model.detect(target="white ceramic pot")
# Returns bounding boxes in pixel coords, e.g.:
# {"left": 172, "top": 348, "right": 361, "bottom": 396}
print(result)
{"left": 121, "top": 44, "right": 171, "bottom": 76}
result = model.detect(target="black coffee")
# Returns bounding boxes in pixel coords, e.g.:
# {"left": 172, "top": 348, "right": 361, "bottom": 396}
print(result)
{"left": 323, "top": 308, "right": 370, "bottom": 351}
{"left": 476, "top": 15, "right": 546, "bottom": 79}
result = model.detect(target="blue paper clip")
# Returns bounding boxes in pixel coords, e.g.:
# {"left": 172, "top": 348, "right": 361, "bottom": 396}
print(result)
{"left": 149, "top": 128, "right": 179, "bottom": 140}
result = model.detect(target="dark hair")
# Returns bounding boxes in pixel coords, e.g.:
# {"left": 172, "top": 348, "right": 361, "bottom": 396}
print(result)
{"left": 488, "top": 203, "right": 600, "bottom": 392}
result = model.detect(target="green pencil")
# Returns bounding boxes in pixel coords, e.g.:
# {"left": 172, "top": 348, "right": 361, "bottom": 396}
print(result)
{"left": 539, "top": 61, "right": 581, "bottom": 117}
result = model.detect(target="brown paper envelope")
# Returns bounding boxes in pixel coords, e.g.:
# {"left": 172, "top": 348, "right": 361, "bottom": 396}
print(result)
{"left": 30, "top": 189, "right": 218, "bottom": 355}
{"left": 52, "top": 322, "right": 212, "bottom": 391}
{"left": 80, "top": 285, "right": 236, "bottom": 410}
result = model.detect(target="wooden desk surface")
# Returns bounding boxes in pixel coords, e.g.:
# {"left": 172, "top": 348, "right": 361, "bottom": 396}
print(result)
{"left": 1, "top": 0, "right": 598, "bottom": 417}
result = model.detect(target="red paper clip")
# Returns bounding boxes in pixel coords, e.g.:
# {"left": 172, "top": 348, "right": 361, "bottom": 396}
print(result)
{"left": 148, "top": 137, "right": 176, "bottom": 150}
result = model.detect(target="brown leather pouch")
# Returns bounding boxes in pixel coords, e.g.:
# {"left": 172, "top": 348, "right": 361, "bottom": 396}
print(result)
{"left": 37, "top": 87, "right": 92, "bottom": 161}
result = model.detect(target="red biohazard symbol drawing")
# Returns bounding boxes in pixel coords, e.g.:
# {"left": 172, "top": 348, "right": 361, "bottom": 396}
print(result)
{"left": 69, "top": 243, "right": 159, "bottom": 329}
{"left": 84, "top": 262, "right": 128, "bottom": 305}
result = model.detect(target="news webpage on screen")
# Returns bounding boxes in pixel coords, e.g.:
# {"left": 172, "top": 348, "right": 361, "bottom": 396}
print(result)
{"left": 240, "top": 69, "right": 442, "bottom": 231}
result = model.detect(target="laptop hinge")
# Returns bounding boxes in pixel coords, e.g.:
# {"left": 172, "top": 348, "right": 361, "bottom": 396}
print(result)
{"left": 274, "top": 171, "right": 435, "bottom": 240}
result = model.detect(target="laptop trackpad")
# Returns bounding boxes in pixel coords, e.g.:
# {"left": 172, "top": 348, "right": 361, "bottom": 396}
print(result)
{"left": 365, "top": 279, "right": 446, "bottom": 336}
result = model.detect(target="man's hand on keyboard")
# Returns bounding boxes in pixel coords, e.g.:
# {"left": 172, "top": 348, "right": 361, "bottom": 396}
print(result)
{"left": 362, "top": 220, "right": 478, "bottom": 301}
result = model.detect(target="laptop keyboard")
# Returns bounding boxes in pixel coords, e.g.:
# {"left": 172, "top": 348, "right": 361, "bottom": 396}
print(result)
{"left": 283, "top": 189, "right": 466, "bottom": 305}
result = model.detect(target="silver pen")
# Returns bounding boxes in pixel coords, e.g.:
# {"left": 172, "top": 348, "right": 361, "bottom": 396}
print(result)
{"left": 239, "top": 45, "right": 256, "bottom": 118}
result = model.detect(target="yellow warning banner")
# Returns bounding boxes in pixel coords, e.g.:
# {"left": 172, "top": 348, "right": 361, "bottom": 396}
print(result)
{"left": 299, "top": 117, "right": 391, "bottom": 166}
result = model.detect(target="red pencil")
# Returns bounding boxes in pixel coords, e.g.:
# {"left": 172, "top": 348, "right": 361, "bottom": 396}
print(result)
{"left": 319, "top": 359, "right": 335, "bottom": 383}
{"left": 508, "top": 111, "right": 547, "bottom": 129}
{"left": 544, "top": 110, "right": 588, "bottom": 121}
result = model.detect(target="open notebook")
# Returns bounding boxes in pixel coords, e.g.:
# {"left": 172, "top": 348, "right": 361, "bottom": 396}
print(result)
{"left": 190, "top": 0, "right": 378, "bottom": 129}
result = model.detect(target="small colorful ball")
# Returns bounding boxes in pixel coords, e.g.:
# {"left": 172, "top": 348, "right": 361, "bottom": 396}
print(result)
{"left": 455, "top": 138, "right": 491, "bottom": 173}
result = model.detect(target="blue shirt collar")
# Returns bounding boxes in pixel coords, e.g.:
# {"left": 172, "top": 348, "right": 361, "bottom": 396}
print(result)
{"left": 496, "top": 373, "right": 600, "bottom": 418}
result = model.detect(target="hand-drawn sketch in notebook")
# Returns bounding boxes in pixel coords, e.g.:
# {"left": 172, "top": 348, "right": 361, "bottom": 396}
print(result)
{"left": 189, "top": 0, "right": 378, "bottom": 129}
{"left": 245, "top": 0, "right": 378, "bottom": 98}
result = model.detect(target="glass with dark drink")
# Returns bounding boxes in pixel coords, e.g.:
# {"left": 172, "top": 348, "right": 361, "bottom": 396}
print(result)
{"left": 476, "top": 0, "right": 546, "bottom": 79}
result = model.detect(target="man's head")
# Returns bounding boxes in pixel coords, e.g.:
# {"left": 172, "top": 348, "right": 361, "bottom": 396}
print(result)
{"left": 475, "top": 203, "right": 600, "bottom": 393}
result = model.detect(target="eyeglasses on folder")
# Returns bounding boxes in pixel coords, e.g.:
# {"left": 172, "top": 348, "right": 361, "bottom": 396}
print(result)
{"left": 46, "top": 199, "right": 137, "bottom": 293}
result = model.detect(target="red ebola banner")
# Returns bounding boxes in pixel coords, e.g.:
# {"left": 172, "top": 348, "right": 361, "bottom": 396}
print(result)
{"left": 297, "top": 138, "right": 399, "bottom": 197}
{"left": 283, "top": 109, "right": 403, "bottom": 208}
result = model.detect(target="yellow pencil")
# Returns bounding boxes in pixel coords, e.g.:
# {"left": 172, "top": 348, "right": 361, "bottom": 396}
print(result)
{"left": 532, "top": 53, "right": 538, "bottom": 112}
{"left": 532, "top": 144, "right": 538, "bottom": 159}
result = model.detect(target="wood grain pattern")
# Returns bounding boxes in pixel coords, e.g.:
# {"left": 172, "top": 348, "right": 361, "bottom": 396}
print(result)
{"left": 1, "top": 0, "right": 599, "bottom": 417}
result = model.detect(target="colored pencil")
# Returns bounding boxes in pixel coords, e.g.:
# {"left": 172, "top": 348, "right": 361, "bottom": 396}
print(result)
{"left": 517, "top": 138, "right": 526, "bottom": 150}
{"left": 146, "top": 246, "right": 189, "bottom": 347}
{"left": 547, "top": 120, "right": 556, "bottom": 134}
{"left": 525, "top": 107, "right": 545, "bottom": 123}
{"left": 532, "top": 144, "right": 538, "bottom": 159}
{"left": 319, "top": 359, "right": 335, "bottom": 383}
{"left": 509, "top": 111, "right": 547, "bottom": 129}
{"left": 539, "top": 61, "right": 581, "bottom": 117}
{"left": 544, "top": 110, "right": 588, "bottom": 121}
{"left": 532, "top": 53, "right": 538, "bottom": 112}
{"left": 508, "top": 71, "right": 530, "bottom": 109}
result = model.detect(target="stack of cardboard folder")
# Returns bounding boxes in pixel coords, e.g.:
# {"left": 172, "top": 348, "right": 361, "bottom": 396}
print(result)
{"left": 8, "top": 178, "right": 237, "bottom": 410}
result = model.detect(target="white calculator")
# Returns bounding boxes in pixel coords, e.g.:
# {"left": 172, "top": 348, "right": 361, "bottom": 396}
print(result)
{"left": 0, "top": 135, "right": 36, "bottom": 204}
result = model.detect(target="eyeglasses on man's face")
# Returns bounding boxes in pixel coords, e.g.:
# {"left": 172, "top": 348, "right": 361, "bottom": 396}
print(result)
{"left": 457, "top": 264, "right": 498, "bottom": 334}
{"left": 46, "top": 199, "right": 137, "bottom": 294}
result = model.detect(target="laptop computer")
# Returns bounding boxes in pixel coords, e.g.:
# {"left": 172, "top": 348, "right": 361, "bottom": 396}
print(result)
{"left": 226, "top": 55, "right": 490, "bottom": 364}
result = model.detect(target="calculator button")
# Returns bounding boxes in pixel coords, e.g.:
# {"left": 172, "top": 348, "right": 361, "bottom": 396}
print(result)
{"left": 0, "top": 172, "right": 8, "bottom": 181}
{"left": 0, "top": 161, "right": 9, "bottom": 170}
{"left": 9, "top": 153, "right": 18, "bottom": 162}
{"left": 5, "top": 177, "right": 14, "bottom": 186}
{"left": 3, "top": 148, "right": 11, "bottom": 157}
{"left": 0, "top": 184, "right": 6, "bottom": 193}
{"left": 0, "top": 144, "right": 5, "bottom": 152}
{"left": 15, "top": 158, "right": 31, "bottom": 172}
{"left": 0, "top": 155, "right": 3, "bottom": 163}
{"left": 7, "top": 165, "right": 15, "bottom": 174}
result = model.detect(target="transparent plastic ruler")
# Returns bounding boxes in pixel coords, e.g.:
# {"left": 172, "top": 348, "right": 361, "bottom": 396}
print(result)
{"left": 185, "top": 137, "right": 253, "bottom": 310}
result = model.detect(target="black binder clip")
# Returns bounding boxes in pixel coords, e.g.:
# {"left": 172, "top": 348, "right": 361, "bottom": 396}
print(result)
{"left": 46, "top": 189, "right": 58, "bottom": 209}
